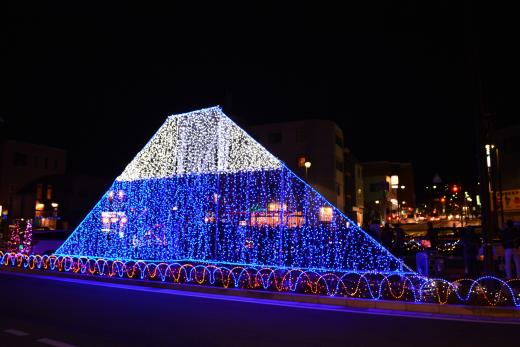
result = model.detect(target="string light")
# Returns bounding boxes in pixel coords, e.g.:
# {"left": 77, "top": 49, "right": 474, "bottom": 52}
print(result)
{"left": 56, "top": 107, "right": 408, "bottom": 273}
{"left": 7, "top": 219, "right": 32, "bottom": 254}
{"left": 2, "top": 252, "right": 519, "bottom": 307}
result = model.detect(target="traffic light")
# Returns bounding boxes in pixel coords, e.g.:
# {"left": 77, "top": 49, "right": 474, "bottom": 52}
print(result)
{"left": 451, "top": 185, "right": 459, "bottom": 193}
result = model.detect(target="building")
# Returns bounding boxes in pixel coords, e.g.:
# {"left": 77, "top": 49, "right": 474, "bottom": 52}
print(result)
{"left": 344, "top": 149, "right": 364, "bottom": 225}
{"left": 12, "top": 174, "right": 111, "bottom": 230}
{"left": 249, "top": 119, "right": 346, "bottom": 212}
{"left": 361, "top": 161, "right": 416, "bottom": 224}
{"left": 495, "top": 124, "right": 520, "bottom": 222}
{"left": 0, "top": 139, "right": 66, "bottom": 221}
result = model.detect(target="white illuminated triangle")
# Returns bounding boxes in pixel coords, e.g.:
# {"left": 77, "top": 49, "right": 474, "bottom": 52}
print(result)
{"left": 117, "top": 107, "right": 281, "bottom": 182}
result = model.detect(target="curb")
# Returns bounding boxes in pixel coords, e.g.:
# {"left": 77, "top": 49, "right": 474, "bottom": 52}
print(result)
{"left": 2, "top": 267, "right": 519, "bottom": 323}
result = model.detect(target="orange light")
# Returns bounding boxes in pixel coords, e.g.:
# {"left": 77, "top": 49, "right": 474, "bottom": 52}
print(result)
{"left": 440, "top": 197, "right": 446, "bottom": 203}
{"left": 319, "top": 207, "right": 333, "bottom": 222}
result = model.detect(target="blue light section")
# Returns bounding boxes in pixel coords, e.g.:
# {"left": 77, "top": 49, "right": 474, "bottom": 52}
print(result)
{"left": 57, "top": 167, "right": 407, "bottom": 272}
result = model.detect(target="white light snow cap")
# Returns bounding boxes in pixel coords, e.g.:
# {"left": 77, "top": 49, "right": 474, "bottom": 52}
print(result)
{"left": 117, "top": 107, "right": 281, "bottom": 181}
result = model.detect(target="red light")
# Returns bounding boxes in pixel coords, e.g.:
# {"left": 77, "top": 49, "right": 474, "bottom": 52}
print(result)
{"left": 452, "top": 185, "right": 459, "bottom": 193}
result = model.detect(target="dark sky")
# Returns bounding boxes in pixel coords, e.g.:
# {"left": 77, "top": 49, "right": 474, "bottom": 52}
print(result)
{"left": 2, "top": 2, "right": 515, "bottom": 196}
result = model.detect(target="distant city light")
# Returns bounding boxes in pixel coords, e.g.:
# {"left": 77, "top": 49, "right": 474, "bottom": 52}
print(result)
{"left": 485, "top": 144, "right": 492, "bottom": 168}
{"left": 390, "top": 175, "right": 399, "bottom": 188}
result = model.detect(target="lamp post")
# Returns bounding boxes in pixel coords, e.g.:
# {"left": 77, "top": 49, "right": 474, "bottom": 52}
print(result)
{"left": 304, "top": 161, "right": 311, "bottom": 182}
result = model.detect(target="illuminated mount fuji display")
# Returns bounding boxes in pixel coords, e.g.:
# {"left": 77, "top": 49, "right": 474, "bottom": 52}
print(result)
{"left": 56, "top": 107, "right": 411, "bottom": 273}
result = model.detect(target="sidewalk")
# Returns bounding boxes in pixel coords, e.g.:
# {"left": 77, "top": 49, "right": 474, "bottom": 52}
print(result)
{"left": 2, "top": 266, "right": 519, "bottom": 324}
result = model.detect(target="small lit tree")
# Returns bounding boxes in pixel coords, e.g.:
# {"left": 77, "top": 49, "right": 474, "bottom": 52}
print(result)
{"left": 7, "top": 219, "right": 33, "bottom": 254}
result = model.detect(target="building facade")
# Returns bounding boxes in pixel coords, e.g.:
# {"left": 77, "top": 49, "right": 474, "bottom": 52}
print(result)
{"left": 361, "top": 161, "right": 416, "bottom": 224}
{"left": 12, "top": 174, "right": 111, "bottom": 230}
{"left": 495, "top": 124, "right": 520, "bottom": 222}
{"left": 249, "top": 119, "right": 346, "bottom": 212}
{"left": 344, "top": 149, "right": 364, "bottom": 225}
{"left": 0, "top": 139, "right": 66, "bottom": 221}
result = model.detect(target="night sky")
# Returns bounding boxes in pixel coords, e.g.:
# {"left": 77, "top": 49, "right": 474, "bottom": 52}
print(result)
{"left": 2, "top": 2, "right": 515, "bottom": 198}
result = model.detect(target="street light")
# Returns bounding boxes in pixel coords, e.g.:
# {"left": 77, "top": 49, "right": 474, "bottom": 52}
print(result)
{"left": 304, "top": 161, "right": 311, "bottom": 181}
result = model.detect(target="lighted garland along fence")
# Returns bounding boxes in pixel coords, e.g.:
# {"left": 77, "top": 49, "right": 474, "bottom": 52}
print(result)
{"left": 2, "top": 252, "right": 519, "bottom": 307}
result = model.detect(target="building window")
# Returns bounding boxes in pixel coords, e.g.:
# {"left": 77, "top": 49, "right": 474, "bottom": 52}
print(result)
{"left": 44, "top": 157, "right": 49, "bottom": 169}
{"left": 335, "top": 160, "right": 343, "bottom": 172}
{"left": 12, "top": 152, "right": 28, "bottom": 166}
{"left": 34, "top": 156, "right": 39, "bottom": 168}
{"left": 336, "top": 183, "right": 341, "bottom": 196}
{"left": 296, "top": 127, "right": 305, "bottom": 143}
{"left": 36, "top": 184, "right": 43, "bottom": 200}
{"left": 268, "top": 132, "right": 282, "bottom": 144}
{"left": 54, "top": 159, "right": 58, "bottom": 170}
{"left": 297, "top": 156, "right": 307, "bottom": 168}
{"left": 46, "top": 185, "right": 53, "bottom": 200}
{"left": 319, "top": 207, "right": 333, "bottom": 223}
{"left": 335, "top": 135, "right": 343, "bottom": 147}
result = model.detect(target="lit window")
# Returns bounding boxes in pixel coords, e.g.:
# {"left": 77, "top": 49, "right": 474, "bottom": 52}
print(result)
{"left": 46, "top": 185, "right": 53, "bottom": 200}
{"left": 268, "top": 202, "right": 287, "bottom": 212}
{"left": 319, "top": 206, "right": 333, "bottom": 222}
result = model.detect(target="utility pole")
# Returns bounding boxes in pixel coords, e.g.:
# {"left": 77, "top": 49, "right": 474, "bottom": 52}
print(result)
{"left": 477, "top": 112, "right": 496, "bottom": 275}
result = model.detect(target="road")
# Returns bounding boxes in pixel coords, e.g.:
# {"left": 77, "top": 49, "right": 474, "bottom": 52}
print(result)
{"left": 0, "top": 272, "right": 517, "bottom": 347}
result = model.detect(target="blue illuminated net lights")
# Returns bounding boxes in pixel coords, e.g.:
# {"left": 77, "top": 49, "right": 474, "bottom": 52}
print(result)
{"left": 56, "top": 107, "right": 411, "bottom": 274}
